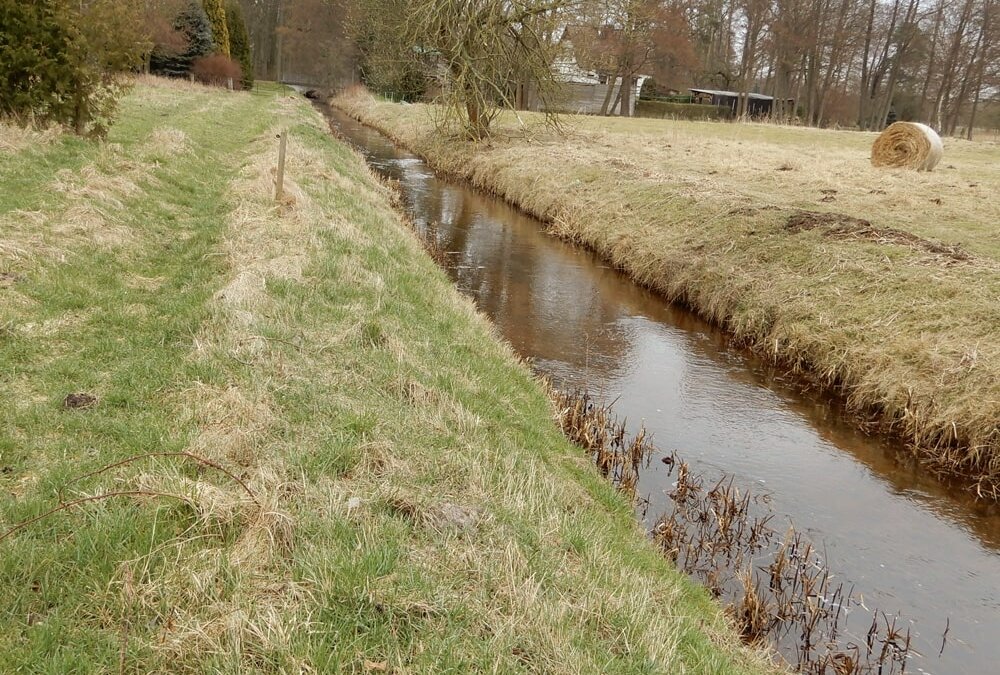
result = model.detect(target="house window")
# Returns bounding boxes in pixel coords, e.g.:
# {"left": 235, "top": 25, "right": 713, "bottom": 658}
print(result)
{"left": 599, "top": 74, "right": 608, "bottom": 84}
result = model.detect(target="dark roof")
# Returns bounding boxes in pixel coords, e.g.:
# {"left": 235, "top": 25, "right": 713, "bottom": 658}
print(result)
{"left": 690, "top": 88, "right": 774, "bottom": 101}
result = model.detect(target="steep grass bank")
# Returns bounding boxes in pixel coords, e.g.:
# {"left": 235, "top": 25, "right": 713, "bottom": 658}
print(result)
{"left": 333, "top": 90, "right": 1000, "bottom": 495}
{"left": 0, "top": 79, "right": 770, "bottom": 672}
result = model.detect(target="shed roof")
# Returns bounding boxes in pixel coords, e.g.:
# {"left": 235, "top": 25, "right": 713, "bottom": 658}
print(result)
{"left": 690, "top": 88, "right": 774, "bottom": 101}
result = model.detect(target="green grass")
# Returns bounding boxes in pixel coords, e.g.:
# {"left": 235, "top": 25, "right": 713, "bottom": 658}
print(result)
{"left": 0, "top": 79, "right": 769, "bottom": 672}
{"left": 333, "top": 91, "right": 1000, "bottom": 494}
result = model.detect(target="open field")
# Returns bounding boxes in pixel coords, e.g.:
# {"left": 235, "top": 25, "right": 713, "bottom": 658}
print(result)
{"left": 334, "top": 90, "right": 1000, "bottom": 493}
{"left": 0, "top": 79, "right": 770, "bottom": 671}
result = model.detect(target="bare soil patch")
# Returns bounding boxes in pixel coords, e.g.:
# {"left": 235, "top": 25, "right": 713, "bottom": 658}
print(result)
{"left": 784, "top": 210, "right": 971, "bottom": 262}
{"left": 63, "top": 392, "right": 97, "bottom": 410}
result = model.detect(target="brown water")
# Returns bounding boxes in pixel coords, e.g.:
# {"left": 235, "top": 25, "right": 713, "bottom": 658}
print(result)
{"left": 322, "top": 105, "right": 1000, "bottom": 674}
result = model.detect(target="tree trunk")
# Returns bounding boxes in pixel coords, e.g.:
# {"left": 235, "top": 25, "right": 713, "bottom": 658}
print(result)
{"left": 599, "top": 69, "right": 622, "bottom": 116}
{"left": 919, "top": 0, "right": 945, "bottom": 121}
{"left": 610, "top": 82, "right": 624, "bottom": 116}
{"left": 874, "top": 0, "right": 919, "bottom": 130}
{"left": 466, "top": 101, "right": 485, "bottom": 139}
{"left": 865, "top": 0, "right": 905, "bottom": 129}
{"left": 816, "top": 0, "right": 851, "bottom": 126}
{"left": 857, "top": 0, "right": 877, "bottom": 128}
{"left": 73, "top": 87, "right": 88, "bottom": 136}
{"left": 966, "top": 88, "right": 983, "bottom": 141}
{"left": 803, "top": 0, "right": 827, "bottom": 125}
{"left": 946, "top": 8, "right": 987, "bottom": 135}
{"left": 619, "top": 74, "right": 633, "bottom": 117}
{"left": 933, "top": 0, "right": 976, "bottom": 130}
{"left": 965, "top": 1, "right": 994, "bottom": 139}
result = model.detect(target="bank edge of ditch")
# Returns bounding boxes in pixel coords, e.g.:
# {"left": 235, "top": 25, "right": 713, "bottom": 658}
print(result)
{"left": 331, "top": 90, "right": 1000, "bottom": 498}
{"left": 0, "top": 80, "right": 773, "bottom": 673}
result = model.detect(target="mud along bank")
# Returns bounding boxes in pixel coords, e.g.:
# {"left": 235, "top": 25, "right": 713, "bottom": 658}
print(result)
{"left": 332, "top": 90, "right": 1000, "bottom": 493}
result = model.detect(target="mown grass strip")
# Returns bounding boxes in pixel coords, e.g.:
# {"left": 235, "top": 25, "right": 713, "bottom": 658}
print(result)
{"left": 0, "top": 79, "right": 772, "bottom": 672}
{"left": 333, "top": 90, "right": 1000, "bottom": 496}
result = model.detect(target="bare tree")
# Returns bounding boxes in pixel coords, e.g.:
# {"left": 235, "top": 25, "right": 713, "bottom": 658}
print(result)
{"left": 965, "top": 0, "right": 998, "bottom": 138}
{"left": 407, "top": 0, "right": 572, "bottom": 137}
{"left": 568, "top": 0, "right": 697, "bottom": 117}
{"left": 733, "top": 0, "right": 769, "bottom": 118}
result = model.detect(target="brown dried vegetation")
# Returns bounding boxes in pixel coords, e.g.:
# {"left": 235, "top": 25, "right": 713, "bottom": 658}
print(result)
{"left": 554, "top": 389, "right": 921, "bottom": 674}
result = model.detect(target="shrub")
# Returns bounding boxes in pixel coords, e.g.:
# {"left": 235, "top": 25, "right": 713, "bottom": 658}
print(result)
{"left": 202, "top": 0, "right": 230, "bottom": 57}
{"left": 0, "top": 1, "right": 78, "bottom": 123}
{"left": 0, "top": 0, "right": 146, "bottom": 136}
{"left": 149, "top": 14, "right": 189, "bottom": 64}
{"left": 191, "top": 54, "right": 241, "bottom": 88}
{"left": 150, "top": 0, "right": 214, "bottom": 78}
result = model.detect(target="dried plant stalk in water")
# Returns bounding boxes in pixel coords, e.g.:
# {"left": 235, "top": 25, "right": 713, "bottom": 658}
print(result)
{"left": 552, "top": 389, "right": 653, "bottom": 501}
{"left": 552, "top": 388, "right": 924, "bottom": 674}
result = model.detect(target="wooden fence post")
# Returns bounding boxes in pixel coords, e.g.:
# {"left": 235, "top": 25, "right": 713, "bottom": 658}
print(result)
{"left": 275, "top": 130, "right": 288, "bottom": 202}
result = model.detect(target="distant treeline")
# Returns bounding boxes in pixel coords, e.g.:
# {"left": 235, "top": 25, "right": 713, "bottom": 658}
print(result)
{"left": 229, "top": 0, "right": 997, "bottom": 135}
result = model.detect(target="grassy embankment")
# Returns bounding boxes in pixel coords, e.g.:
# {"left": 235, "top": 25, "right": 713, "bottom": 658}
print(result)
{"left": 0, "top": 78, "right": 771, "bottom": 672}
{"left": 333, "top": 90, "right": 1000, "bottom": 494}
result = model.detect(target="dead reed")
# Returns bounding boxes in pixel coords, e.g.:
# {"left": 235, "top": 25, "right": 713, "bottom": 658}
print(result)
{"left": 551, "top": 389, "right": 653, "bottom": 501}
{"left": 553, "top": 388, "right": 925, "bottom": 675}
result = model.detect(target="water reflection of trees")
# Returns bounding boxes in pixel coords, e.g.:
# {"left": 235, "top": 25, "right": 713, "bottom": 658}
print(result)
{"left": 407, "top": 180, "right": 635, "bottom": 383}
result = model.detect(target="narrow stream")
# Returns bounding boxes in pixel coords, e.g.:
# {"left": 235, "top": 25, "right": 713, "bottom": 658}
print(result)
{"left": 321, "top": 105, "right": 999, "bottom": 674}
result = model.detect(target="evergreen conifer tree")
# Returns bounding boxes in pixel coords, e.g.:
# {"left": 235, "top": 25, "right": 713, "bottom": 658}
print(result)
{"left": 150, "top": 1, "right": 214, "bottom": 77}
{"left": 226, "top": 1, "right": 253, "bottom": 89}
{"left": 0, "top": 0, "right": 78, "bottom": 122}
{"left": 0, "top": 0, "right": 145, "bottom": 134}
{"left": 202, "top": 0, "right": 230, "bottom": 57}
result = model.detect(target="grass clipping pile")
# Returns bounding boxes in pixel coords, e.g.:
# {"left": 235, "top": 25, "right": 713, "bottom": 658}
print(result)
{"left": 870, "top": 122, "right": 943, "bottom": 171}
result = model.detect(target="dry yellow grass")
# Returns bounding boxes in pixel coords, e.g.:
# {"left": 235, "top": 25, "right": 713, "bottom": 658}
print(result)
{"left": 144, "top": 127, "right": 191, "bottom": 158}
{"left": 0, "top": 142, "right": 155, "bottom": 267}
{"left": 144, "top": 116, "right": 338, "bottom": 668}
{"left": 0, "top": 121, "right": 61, "bottom": 154}
{"left": 131, "top": 73, "right": 224, "bottom": 94}
{"left": 335, "top": 90, "right": 1000, "bottom": 493}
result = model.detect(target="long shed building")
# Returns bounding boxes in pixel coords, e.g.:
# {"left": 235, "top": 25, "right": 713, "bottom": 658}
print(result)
{"left": 689, "top": 88, "right": 790, "bottom": 117}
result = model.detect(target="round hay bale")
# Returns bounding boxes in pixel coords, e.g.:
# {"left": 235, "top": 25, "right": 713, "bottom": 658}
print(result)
{"left": 871, "top": 122, "right": 943, "bottom": 171}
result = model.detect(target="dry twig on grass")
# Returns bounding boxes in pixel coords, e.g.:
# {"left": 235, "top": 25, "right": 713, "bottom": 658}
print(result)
{"left": 0, "top": 492, "right": 196, "bottom": 544}
{"left": 57, "top": 452, "right": 259, "bottom": 506}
